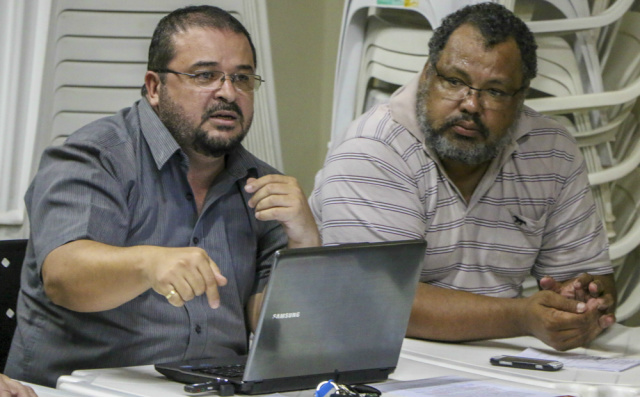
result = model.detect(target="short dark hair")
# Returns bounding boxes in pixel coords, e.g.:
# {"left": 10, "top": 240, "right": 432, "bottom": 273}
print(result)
{"left": 142, "top": 5, "right": 257, "bottom": 96}
{"left": 428, "top": 2, "right": 537, "bottom": 86}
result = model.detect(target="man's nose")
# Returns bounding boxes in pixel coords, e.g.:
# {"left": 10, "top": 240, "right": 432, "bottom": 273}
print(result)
{"left": 214, "top": 76, "right": 237, "bottom": 102}
{"left": 459, "top": 87, "right": 482, "bottom": 112}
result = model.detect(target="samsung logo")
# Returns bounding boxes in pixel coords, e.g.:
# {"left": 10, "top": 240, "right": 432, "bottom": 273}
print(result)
{"left": 272, "top": 312, "right": 300, "bottom": 319}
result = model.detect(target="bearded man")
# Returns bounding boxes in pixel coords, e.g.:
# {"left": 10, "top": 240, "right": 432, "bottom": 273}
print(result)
{"left": 6, "top": 5, "right": 319, "bottom": 387}
{"left": 310, "top": 2, "right": 616, "bottom": 351}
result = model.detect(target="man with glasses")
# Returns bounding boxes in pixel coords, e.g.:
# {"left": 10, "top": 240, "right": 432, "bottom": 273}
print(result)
{"left": 6, "top": 5, "right": 319, "bottom": 386}
{"left": 310, "top": 3, "right": 616, "bottom": 351}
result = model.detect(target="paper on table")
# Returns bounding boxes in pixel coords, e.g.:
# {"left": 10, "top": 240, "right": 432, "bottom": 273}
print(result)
{"left": 376, "top": 376, "right": 564, "bottom": 397}
{"left": 519, "top": 347, "right": 640, "bottom": 372}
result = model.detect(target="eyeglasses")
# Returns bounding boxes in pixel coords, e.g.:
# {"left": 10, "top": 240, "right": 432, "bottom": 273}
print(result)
{"left": 431, "top": 63, "right": 524, "bottom": 110}
{"left": 155, "top": 69, "right": 264, "bottom": 92}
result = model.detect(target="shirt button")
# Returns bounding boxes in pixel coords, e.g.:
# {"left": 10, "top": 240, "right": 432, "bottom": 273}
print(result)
{"left": 192, "top": 237, "right": 199, "bottom": 245}
{"left": 195, "top": 325, "right": 202, "bottom": 334}
{"left": 186, "top": 192, "right": 194, "bottom": 201}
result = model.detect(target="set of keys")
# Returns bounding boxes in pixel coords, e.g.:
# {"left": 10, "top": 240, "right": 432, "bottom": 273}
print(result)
{"left": 315, "top": 380, "right": 381, "bottom": 397}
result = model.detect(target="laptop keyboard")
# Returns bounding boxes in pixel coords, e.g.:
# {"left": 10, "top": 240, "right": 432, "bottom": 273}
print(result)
{"left": 192, "top": 364, "right": 245, "bottom": 378}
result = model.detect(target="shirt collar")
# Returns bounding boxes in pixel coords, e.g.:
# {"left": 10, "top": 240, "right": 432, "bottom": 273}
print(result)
{"left": 389, "top": 73, "right": 425, "bottom": 145}
{"left": 138, "top": 97, "right": 183, "bottom": 170}
{"left": 225, "top": 144, "right": 260, "bottom": 180}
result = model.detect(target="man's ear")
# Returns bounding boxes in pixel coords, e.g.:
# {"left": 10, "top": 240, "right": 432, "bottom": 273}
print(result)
{"left": 145, "top": 71, "right": 162, "bottom": 107}
{"left": 420, "top": 61, "right": 431, "bottom": 83}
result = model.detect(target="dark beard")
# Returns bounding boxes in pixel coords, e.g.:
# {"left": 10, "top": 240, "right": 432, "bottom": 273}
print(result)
{"left": 416, "top": 80, "right": 513, "bottom": 166}
{"left": 157, "top": 87, "right": 250, "bottom": 158}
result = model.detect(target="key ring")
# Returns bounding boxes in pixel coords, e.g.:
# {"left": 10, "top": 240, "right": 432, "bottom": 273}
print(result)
{"left": 315, "top": 380, "right": 381, "bottom": 397}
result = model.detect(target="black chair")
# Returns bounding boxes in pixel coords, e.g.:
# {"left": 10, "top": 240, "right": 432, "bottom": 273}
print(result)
{"left": 0, "top": 239, "right": 28, "bottom": 371}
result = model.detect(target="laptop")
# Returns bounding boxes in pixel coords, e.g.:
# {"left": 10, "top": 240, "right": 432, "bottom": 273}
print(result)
{"left": 155, "top": 239, "right": 426, "bottom": 395}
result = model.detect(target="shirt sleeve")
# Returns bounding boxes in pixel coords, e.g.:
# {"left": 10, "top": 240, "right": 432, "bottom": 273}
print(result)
{"left": 253, "top": 219, "right": 287, "bottom": 294}
{"left": 246, "top": 164, "right": 289, "bottom": 294}
{"left": 533, "top": 140, "right": 613, "bottom": 280}
{"left": 311, "top": 135, "right": 430, "bottom": 245}
{"left": 25, "top": 135, "right": 132, "bottom": 271}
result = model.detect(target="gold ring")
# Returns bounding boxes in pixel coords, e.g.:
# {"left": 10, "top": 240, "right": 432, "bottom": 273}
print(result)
{"left": 165, "top": 290, "right": 177, "bottom": 300}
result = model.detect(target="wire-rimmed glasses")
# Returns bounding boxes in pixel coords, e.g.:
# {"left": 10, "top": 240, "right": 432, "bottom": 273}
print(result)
{"left": 155, "top": 69, "right": 264, "bottom": 92}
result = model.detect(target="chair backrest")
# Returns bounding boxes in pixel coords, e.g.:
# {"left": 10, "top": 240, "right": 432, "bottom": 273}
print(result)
{"left": 0, "top": 239, "right": 28, "bottom": 371}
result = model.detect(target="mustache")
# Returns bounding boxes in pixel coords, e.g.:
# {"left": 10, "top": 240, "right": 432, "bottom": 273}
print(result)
{"left": 439, "top": 113, "right": 490, "bottom": 139}
{"left": 201, "top": 102, "right": 244, "bottom": 124}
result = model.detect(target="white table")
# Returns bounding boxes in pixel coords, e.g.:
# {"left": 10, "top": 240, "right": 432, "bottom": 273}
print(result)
{"left": 398, "top": 323, "right": 640, "bottom": 397}
{"left": 54, "top": 358, "right": 579, "bottom": 397}
{"left": 53, "top": 324, "right": 640, "bottom": 397}
{"left": 23, "top": 382, "right": 85, "bottom": 397}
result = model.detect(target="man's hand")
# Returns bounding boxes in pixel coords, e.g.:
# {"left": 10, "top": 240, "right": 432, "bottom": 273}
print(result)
{"left": 539, "top": 273, "right": 612, "bottom": 302}
{"left": 539, "top": 273, "right": 616, "bottom": 329}
{"left": 245, "top": 175, "right": 320, "bottom": 248}
{"left": 521, "top": 290, "right": 609, "bottom": 351}
{"left": 142, "top": 247, "right": 228, "bottom": 309}
{"left": 0, "top": 374, "right": 37, "bottom": 397}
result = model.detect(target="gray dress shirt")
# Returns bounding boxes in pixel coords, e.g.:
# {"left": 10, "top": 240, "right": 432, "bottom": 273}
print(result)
{"left": 5, "top": 98, "right": 287, "bottom": 386}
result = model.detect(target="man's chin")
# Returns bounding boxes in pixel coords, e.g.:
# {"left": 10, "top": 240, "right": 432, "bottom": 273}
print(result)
{"left": 193, "top": 141, "right": 241, "bottom": 158}
{"left": 192, "top": 129, "right": 247, "bottom": 157}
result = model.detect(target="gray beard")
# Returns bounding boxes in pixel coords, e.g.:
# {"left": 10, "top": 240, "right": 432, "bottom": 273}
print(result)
{"left": 416, "top": 82, "right": 516, "bottom": 166}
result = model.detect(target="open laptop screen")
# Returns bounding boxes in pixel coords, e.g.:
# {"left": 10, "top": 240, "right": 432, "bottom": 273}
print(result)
{"left": 156, "top": 239, "right": 426, "bottom": 394}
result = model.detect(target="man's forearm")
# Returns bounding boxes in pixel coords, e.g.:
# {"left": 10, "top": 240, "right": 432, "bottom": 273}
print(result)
{"left": 246, "top": 291, "right": 266, "bottom": 333}
{"left": 406, "top": 283, "right": 528, "bottom": 341}
{"left": 407, "top": 282, "right": 608, "bottom": 351}
{"left": 42, "top": 240, "right": 153, "bottom": 312}
{"left": 43, "top": 240, "right": 227, "bottom": 313}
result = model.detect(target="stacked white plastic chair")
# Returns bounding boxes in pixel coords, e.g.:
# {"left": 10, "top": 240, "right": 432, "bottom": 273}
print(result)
{"left": 517, "top": 1, "right": 640, "bottom": 322}
{"left": 354, "top": 10, "right": 433, "bottom": 120}
{"left": 332, "top": 0, "right": 640, "bottom": 323}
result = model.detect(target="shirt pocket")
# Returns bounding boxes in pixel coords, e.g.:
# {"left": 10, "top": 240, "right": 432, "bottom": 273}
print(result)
{"left": 487, "top": 207, "right": 547, "bottom": 276}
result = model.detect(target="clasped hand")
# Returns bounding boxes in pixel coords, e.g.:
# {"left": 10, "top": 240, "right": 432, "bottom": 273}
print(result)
{"left": 540, "top": 272, "right": 616, "bottom": 328}
{"left": 524, "top": 273, "right": 616, "bottom": 351}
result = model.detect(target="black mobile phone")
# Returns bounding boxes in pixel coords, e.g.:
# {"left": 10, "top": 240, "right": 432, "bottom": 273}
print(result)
{"left": 490, "top": 355, "right": 563, "bottom": 371}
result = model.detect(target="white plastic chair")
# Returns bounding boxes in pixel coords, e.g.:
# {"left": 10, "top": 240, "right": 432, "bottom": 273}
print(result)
{"left": 526, "top": 16, "right": 640, "bottom": 318}
{"left": 520, "top": 0, "right": 633, "bottom": 34}
{"left": 529, "top": 33, "right": 616, "bottom": 236}
{"left": 609, "top": 169, "right": 640, "bottom": 322}
{"left": 511, "top": 0, "right": 634, "bottom": 97}
{"left": 352, "top": 13, "right": 433, "bottom": 115}
{"left": 356, "top": 45, "right": 429, "bottom": 114}
{"left": 528, "top": 11, "right": 640, "bottom": 167}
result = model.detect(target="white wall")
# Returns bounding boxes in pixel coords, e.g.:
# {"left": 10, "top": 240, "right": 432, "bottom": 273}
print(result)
{"left": 267, "top": 1, "right": 343, "bottom": 195}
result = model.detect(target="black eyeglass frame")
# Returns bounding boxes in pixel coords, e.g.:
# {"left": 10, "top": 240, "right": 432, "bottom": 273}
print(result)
{"left": 431, "top": 62, "right": 526, "bottom": 102}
